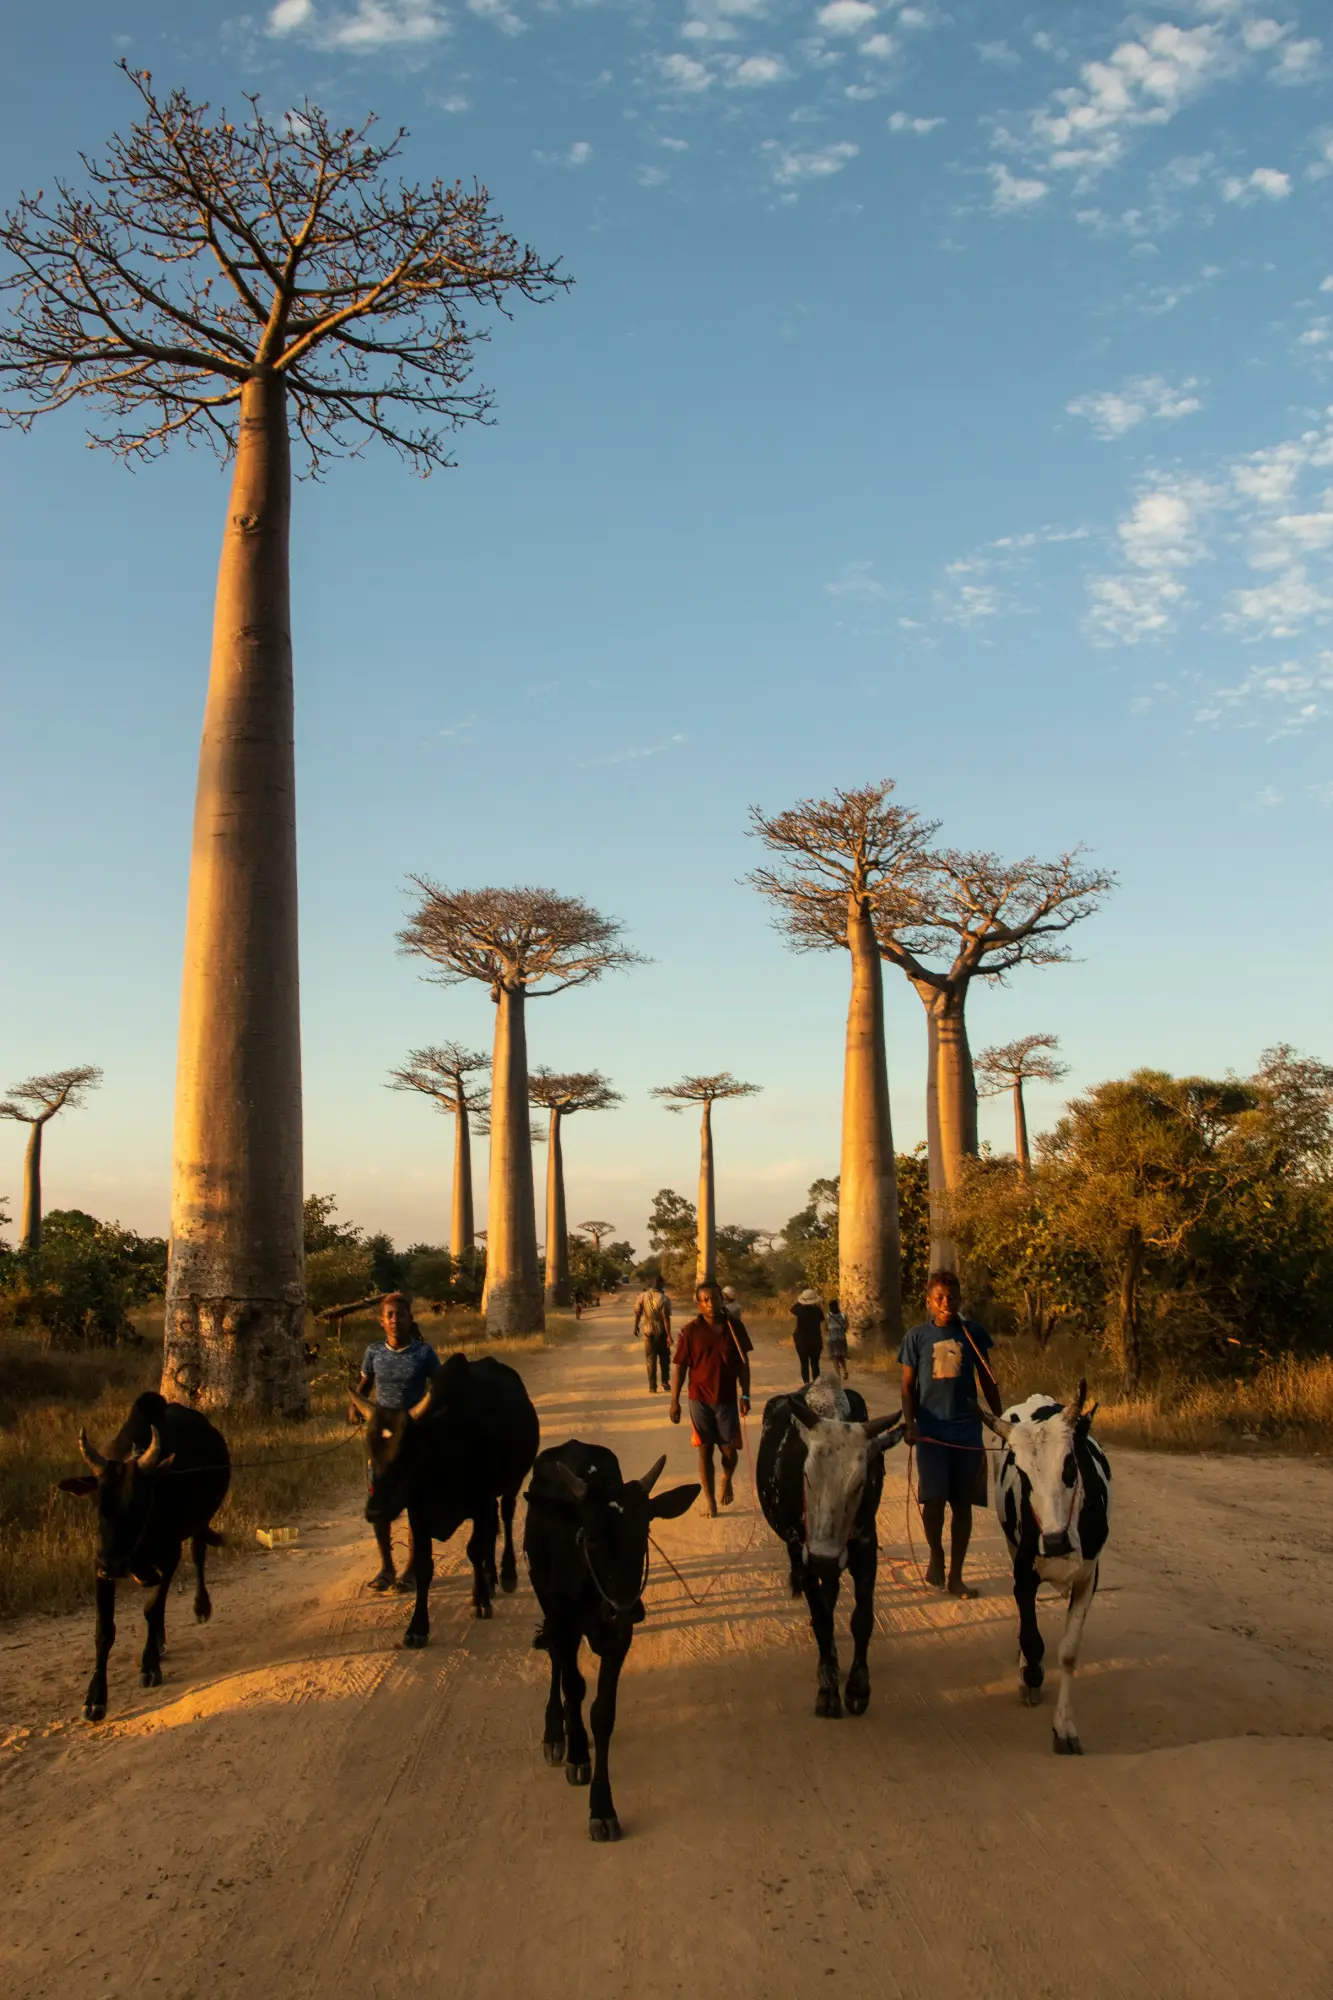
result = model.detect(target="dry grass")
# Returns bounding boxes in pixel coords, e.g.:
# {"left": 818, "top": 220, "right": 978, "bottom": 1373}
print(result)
{"left": 0, "top": 1301, "right": 578, "bottom": 1623}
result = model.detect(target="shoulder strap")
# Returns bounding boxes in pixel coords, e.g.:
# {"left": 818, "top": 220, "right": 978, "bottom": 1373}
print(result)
{"left": 958, "top": 1319, "right": 997, "bottom": 1387}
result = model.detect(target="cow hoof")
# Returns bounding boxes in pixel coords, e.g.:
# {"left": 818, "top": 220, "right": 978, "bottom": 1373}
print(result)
{"left": 403, "top": 1630, "right": 429, "bottom": 1650}
{"left": 194, "top": 1604, "right": 212, "bottom": 1625}
{"left": 473, "top": 1602, "right": 493, "bottom": 1621}
{"left": 140, "top": 1667, "right": 163, "bottom": 1689}
{"left": 500, "top": 1570, "right": 518, "bottom": 1595}
{"left": 566, "top": 1761, "right": 592, "bottom": 1787}
{"left": 543, "top": 1739, "right": 565, "bottom": 1766}
{"left": 1053, "top": 1732, "right": 1083, "bottom": 1756}
{"left": 1020, "top": 1683, "right": 1042, "bottom": 1707}
{"left": 589, "top": 1816, "right": 621, "bottom": 1843}
{"left": 814, "top": 1688, "right": 842, "bottom": 1719}
{"left": 844, "top": 1686, "right": 870, "bottom": 1717}
{"left": 82, "top": 1702, "right": 106, "bottom": 1723}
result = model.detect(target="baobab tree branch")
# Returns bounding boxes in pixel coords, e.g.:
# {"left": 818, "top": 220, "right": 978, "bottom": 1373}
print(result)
{"left": 0, "top": 1064, "right": 103, "bottom": 1126}
{"left": 399, "top": 881, "right": 645, "bottom": 994}
{"left": 529, "top": 1069, "right": 622, "bottom": 1116}
{"left": 651, "top": 1073, "right": 762, "bottom": 1110}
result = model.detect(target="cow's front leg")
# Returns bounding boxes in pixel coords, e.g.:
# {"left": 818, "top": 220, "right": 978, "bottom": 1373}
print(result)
{"left": 1052, "top": 1563, "right": 1098, "bottom": 1755}
{"left": 499, "top": 1491, "right": 519, "bottom": 1594}
{"left": 466, "top": 1510, "right": 496, "bottom": 1619}
{"left": 554, "top": 1630, "right": 590, "bottom": 1785}
{"left": 785, "top": 1538, "right": 805, "bottom": 1600}
{"left": 140, "top": 1547, "right": 181, "bottom": 1688}
{"left": 1014, "top": 1557, "right": 1045, "bottom": 1705}
{"left": 83, "top": 1575, "right": 117, "bottom": 1722}
{"left": 588, "top": 1638, "right": 629, "bottom": 1842}
{"left": 803, "top": 1565, "right": 842, "bottom": 1718}
{"left": 542, "top": 1628, "right": 566, "bottom": 1765}
{"left": 191, "top": 1531, "right": 214, "bottom": 1623}
{"left": 844, "top": 1535, "right": 878, "bottom": 1716}
{"left": 402, "top": 1511, "right": 434, "bottom": 1649}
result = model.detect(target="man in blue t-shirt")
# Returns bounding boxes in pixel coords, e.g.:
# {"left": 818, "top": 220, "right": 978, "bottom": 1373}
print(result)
{"left": 899, "top": 1269, "right": 1003, "bottom": 1598}
{"left": 354, "top": 1292, "right": 441, "bottom": 1591}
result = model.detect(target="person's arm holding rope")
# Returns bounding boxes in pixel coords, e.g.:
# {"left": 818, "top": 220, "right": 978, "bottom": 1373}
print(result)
{"left": 900, "top": 1361, "right": 919, "bottom": 1445}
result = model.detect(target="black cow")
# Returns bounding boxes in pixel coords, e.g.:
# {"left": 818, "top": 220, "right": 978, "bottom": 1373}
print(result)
{"left": 757, "top": 1377, "right": 903, "bottom": 1719}
{"left": 57, "top": 1391, "right": 231, "bottom": 1722}
{"left": 352, "top": 1351, "right": 539, "bottom": 1647}
{"left": 983, "top": 1382, "right": 1113, "bottom": 1755}
{"left": 523, "top": 1440, "right": 698, "bottom": 1842}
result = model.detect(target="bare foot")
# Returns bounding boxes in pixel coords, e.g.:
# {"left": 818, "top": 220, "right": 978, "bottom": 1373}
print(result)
{"left": 925, "top": 1557, "right": 945, "bottom": 1589}
{"left": 702, "top": 1499, "right": 718, "bottom": 1518}
{"left": 719, "top": 1474, "right": 734, "bottom": 1507}
{"left": 947, "top": 1577, "right": 979, "bottom": 1599}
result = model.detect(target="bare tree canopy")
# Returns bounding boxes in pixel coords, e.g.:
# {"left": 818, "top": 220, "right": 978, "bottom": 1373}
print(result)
{"left": 0, "top": 64, "right": 567, "bottom": 469}
{"left": 528, "top": 1068, "right": 622, "bottom": 1116}
{"left": 578, "top": 1221, "right": 615, "bottom": 1246}
{"left": 976, "top": 1034, "right": 1070, "bottom": 1097}
{"left": 876, "top": 849, "right": 1115, "bottom": 991}
{"left": 399, "top": 882, "right": 644, "bottom": 998}
{"left": 0, "top": 1065, "right": 102, "bottom": 1125}
{"left": 651, "top": 1073, "right": 762, "bottom": 1110}
{"left": 389, "top": 1043, "right": 491, "bottom": 1131}
{"left": 747, "top": 780, "right": 937, "bottom": 950}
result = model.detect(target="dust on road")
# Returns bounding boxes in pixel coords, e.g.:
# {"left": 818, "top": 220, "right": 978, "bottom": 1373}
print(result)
{"left": 3, "top": 1303, "right": 1332, "bottom": 2000}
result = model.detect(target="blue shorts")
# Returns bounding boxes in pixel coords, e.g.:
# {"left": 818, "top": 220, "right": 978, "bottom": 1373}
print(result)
{"left": 689, "top": 1400, "right": 740, "bottom": 1450}
{"left": 915, "top": 1436, "right": 986, "bottom": 1506}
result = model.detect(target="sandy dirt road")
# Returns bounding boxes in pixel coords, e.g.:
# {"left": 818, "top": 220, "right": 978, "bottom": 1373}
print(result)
{"left": 4, "top": 1303, "right": 1333, "bottom": 2000}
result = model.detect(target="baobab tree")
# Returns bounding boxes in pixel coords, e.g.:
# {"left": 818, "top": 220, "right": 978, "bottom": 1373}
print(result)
{"left": 529, "top": 1073, "right": 621, "bottom": 1309}
{"left": 651, "top": 1075, "right": 761, "bottom": 1286}
{"left": 388, "top": 1043, "right": 491, "bottom": 1253}
{"left": 874, "top": 849, "right": 1113, "bottom": 1268}
{"left": 399, "top": 884, "right": 641, "bottom": 1334}
{"left": 0, "top": 1067, "right": 102, "bottom": 1251}
{"left": 976, "top": 1034, "right": 1070, "bottom": 1176}
{"left": 577, "top": 1220, "right": 616, "bottom": 1254}
{"left": 748, "top": 782, "right": 935, "bottom": 1348}
{"left": 0, "top": 69, "right": 565, "bottom": 1414}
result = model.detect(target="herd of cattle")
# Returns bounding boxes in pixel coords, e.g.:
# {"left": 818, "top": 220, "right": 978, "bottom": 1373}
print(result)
{"left": 57, "top": 1350, "right": 1112, "bottom": 1838}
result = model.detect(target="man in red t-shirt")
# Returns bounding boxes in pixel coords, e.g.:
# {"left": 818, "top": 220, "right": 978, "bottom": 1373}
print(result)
{"left": 669, "top": 1279, "right": 753, "bottom": 1517}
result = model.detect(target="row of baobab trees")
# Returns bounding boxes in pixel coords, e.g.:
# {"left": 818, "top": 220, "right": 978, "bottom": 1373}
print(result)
{"left": 0, "top": 71, "right": 1108, "bottom": 1415}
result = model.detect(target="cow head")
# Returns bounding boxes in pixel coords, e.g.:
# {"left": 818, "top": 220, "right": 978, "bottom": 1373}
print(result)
{"left": 789, "top": 1400, "right": 903, "bottom": 1572}
{"left": 57, "top": 1427, "right": 175, "bottom": 1583}
{"left": 557, "top": 1454, "right": 699, "bottom": 1634}
{"left": 350, "top": 1384, "right": 438, "bottom": 1524}
{"left": 981, "top": 1382, "right": 1098, "bottom": 1559}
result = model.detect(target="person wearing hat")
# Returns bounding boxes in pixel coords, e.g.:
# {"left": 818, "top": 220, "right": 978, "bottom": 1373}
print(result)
{"left": 721, "top": 1285, "right": 744, "bottom": 1323}
{"left": 790, "top": 1288, "right": 825, "bottom": 1385}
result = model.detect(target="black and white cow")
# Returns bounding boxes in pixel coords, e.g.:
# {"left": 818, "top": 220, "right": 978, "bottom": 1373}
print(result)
{"left": 352, "top": 1351, "right": 539, "bottom": 1646}
{"left": 523, "top": 1440, "right": 698, "bottom": 1841}
{"left": 57, "top": 1391, "right": 231, "bottom": 1722}
{"left": 983, "top": 1381, "right": 1112, "bottom": 1755}
{"left": 757, "top": 1377, "right": 903, "bottom": 1719}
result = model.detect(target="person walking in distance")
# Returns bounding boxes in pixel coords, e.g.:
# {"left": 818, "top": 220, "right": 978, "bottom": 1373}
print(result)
{"left": 353, "top": 1292, "right": 442, "bottom": 1591}
{"left": 824, "top": 1297, "right": 849, "bottom": 1383}
{"left": 900, "top": 1269, "right": 1003, "bottom": 1598}
{"left": 670, "top": 1279, "right": 752, "bottom": 1517}
{"left": 791, "top": 1288, "right": 825, "bottom": 1385}
{"left": 634, "top": 1271, "right": 673, "bottom": 1393}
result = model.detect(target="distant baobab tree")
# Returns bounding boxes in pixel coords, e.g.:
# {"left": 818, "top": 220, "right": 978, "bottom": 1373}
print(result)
{"left": 976, "top": 1034, "right": 1070, "bottom": 1176}
{"left": 0, "top": 1067, "right": 102, "bottom": 1251}
{"left": 0, "top": 68, "right": 566, "bottom": 1413}
{"left": 577, "top": 1220, "right": 616, "bottom": 1255}
{"left": 529, "top": 1074, "right": 621, "bottom": 1309}
{"left": 400, "top": 884, "right": 641, "bottom": 1334}
{"left": 389, "top": 1043, "right": 491, "bottom": 1254}
{"left": 875, "top": 849, "right": 1113, "bottom": 1268}
{"left": 651, "top": 1074, "right": 761, "bottom": 1286}
{"left": 749, "top": 781, "right": 935, "bottom": 1349}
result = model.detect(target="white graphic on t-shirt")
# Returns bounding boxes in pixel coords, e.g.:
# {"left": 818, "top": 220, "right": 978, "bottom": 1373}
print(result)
{"left": 932, "top": 1337, "right": 963, "bottom": 1382}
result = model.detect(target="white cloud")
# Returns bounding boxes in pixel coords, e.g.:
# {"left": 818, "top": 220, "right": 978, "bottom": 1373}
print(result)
{"left": 825, "top": 561, "right": 887, "bottom": 601}
{"left": 861, "top": 33, "right": 895, "bottom": 59}
{"left": 1271, "top": 36, "right": 1321, "bottom": 83}
{"left": 770, "top": 139, "right": 859, "bottom": 184}
{"left": 888, "top": 111, "right": 943, "bottom": 133}
{"left": 1066, "top": 374, "right": 1204, "bottom": 440}
{"left": 1228, "top": 568, "right": 1333, "bottom": 635}
{"left": 578, "top": 733, "right": 689, "bottom": 769}
{"left": 1252, "top": 785, "right": 1284, "bottom": 809}
{"left": 990, "top": 163, "right": 1048, "bottom": 211}
{"left": 1241, "top": 18, "right": 1287, "bottom": 55}
{"left": 1020, "top": 22, "right": 1232, "bottom": 180}
{"left": 658, "top": 52, "right": 713, "bottom": 91}
{"left": 536, "top": 139, "right": 593, "bottom": 168}
{"left": 269, "top": 0, "right": 313, "bottom": 28}
{"left": 1087, "top": 474, "right": 1216, "bottom": 642}
{"left": 818, "top": 1, "right": 877, "bottom": 33}
{"left": 268, "top": 0, "right": 448, "bottom": 48}
{"left": 1222, "top": 165, "right": 1291, "bottom": 203}
{"left": 637, "top": 164, "right": 669, "bottom": 187}
{"left": 730, "top": 54, "right": 790, "bottom": 86}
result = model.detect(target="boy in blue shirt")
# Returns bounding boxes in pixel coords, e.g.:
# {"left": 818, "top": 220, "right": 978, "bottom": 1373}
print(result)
{"left": 355, "top": 1292, "right": 441, "bottom": 1590}
{"left": 899, "top": 1269, "right": 1003, "bottom": 1597}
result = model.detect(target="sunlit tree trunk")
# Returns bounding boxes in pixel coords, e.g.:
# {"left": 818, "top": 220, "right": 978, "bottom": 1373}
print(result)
{"left": 913, "top": 979, "right": 978, "bottom": 1276}
{"left": 1013, "top": 1079, "right": 1031, "bottom": 1177}
{"left": 544, "top": 1106, "right": 572, "bottom": 1310}
{"left": 452, "top": 1104, "right": 475, "bottom": 1255}
{"left": 840, "top": 896, "right": 903, "bottom": 1350}
{"left": 20, "top": 1121, "right": 42, "bottom": 1253}
{"left": 162, "top": 373, "right": 308, "bottom": 1417}
{"left": 486, "top": 982, "right": 543, "bottom": 1334}
{"left": 697, "top": 1100, "right": 716, "bottom": 1285}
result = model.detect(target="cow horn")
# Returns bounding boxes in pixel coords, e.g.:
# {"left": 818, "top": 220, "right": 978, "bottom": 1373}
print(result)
{"left": 979, "top": 1409, "right": 1013, "bottom": 1442}
{"left": 135, "top": 1426, "right": 163, "bottom": 1472}
{"left": 1070, "top": 1377, "right": 1088, "bottom": 1419}
{"left": 556, "top": 1463, "right": 588, "bottom": 1502}
{"left": 789, "top": 1399, "right": 820, "bottom": 1430}
{"left": 407, "top": 1387, "right": 435, "bottom": 1423}
{"left": 863, "top": 1410, "right": 902, "bottom": 1438}
{"left": 348, "top": 1391, "right": 374, "bottom": 1421}
{"left": 636, "top": 1454, "right": 667, "bottom": 1495}
{"left": 78, "top": 1429, "right": 108, "bottom": 1473}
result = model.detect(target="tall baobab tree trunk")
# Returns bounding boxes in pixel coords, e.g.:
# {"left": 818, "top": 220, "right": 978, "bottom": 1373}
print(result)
{"left": 697, "top": 1100, "right": 716, "bottom": 1285}
{"left": 1013, "top": 1078, "right": 1031, "bottom": 1176}
{"left": 913, "top": 979, "right": 978, "bottom": 1274}
{"left": 486, "top": 983, "right": 544, "bottom": 1334}
{"left": 162, "top": 374, "right": 308, "bottom": 1418}
{"left": 452, "top": 1105, "right": 475, "bottom": 1255}
{"left": 544, "top": 1107, "right": 572, "bottom": 1310}
{"left": 20, "top": 1121, "right": 43, "bottom": 1252}
{"left": 840, "top": 897, "right": 903, "bottom": 1350}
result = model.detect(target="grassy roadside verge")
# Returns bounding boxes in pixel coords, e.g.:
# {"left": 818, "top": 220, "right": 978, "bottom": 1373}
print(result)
{"left": 0, "top": 1304, "right": 581, "bottom": 1623}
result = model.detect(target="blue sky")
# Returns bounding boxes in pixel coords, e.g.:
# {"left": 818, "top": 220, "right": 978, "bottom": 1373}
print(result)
{"left": 1, "top": 0, "right": 1330, "bottom": 1253}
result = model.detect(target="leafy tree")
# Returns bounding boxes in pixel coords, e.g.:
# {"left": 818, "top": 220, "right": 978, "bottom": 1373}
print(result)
{"left": 303, "top": 1192, "right": 362, "bottom": 1254}
{"left": 389, "top": 1044, "right": 491, "bottom": 1254}
{"left": 0, "top": 69, "right": 566, "bottom": 1416}
{"left": 975, "top": 1033, "right": 1069, "bottom": 1176}
{"left": 0, "top": 1067, "right": 102, "bottom": 1251}
{"left": 651, "top": 1074, "right": 761, "bottom": 1285}
{"left": 646, "top": 1188, "right": 698, "bottom": 1291}
{"left": 0, "top": 1208, "right": 167, "bottom": 1346}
